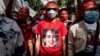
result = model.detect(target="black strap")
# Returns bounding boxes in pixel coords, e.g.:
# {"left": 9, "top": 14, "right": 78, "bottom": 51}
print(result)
{"left": 93, "top": 21, "right": 99, "bottom": 56}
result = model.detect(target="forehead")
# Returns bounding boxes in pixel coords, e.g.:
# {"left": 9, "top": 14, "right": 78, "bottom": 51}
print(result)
{"left": 61, "top": 10, "right": 68, "bottom": 13}
{"left": 46, "top": 3, "right": 58, "bottom": 8}
{"left": 85, "top": 5, "right": 98, "bottom": 10}
{"left": 19, "top": 8, "right": 29, "bottom": 12}
{"left": 19, "top": 9, "right": 28, "bottom": 12}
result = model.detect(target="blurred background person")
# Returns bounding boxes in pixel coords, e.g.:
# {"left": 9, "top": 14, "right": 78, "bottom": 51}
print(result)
{"left": 17, "top": 7, "right": 34, "bottom": 56}
{"left": 0, "top": 11, "right": 24, "bottom": 56}
{"left": 59, "top": 8, "right": 72, "bottom": 29}
{"left": 39, "top": 8, "right": 46, "bottom": 20}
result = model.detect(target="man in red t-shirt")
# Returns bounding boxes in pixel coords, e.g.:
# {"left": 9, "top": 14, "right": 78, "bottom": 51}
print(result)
{"left": 35, "top": 1, "right": 68, "bottom": 56}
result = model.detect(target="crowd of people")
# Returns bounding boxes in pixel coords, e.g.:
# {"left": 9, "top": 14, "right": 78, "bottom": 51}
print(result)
{"left": 0, "top": 0, "right": 100, "bottom": 56}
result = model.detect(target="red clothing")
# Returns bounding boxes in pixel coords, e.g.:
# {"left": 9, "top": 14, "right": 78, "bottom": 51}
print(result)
{"left": 35, "top": 20, "right": 68, "bottom": 56}
{"left": 21, "top": 24, "right": 33, "bottom": 52}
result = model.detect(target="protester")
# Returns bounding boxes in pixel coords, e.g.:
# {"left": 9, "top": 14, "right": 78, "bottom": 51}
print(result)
{"left": 59, "top": 8, "right": 72, "bottom": 29}
{"left": 32, "top": 7, "right": 46, "bottom": 30}
{"left": 39, "top": 8, "right": 46, "bottom": 20}
{"left": 17, "top": 7, "right": 34, "bottom": 56}
{"left": 0, "top": 12, "right": 24, "bottom": 56}
{"left": 68, "top": 1, "right": 100, "bottom": 56}
{"left": 35, "top": 1, "right": 68, "bottom": 56}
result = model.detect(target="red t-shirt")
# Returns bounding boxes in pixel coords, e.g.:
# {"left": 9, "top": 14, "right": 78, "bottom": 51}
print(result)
{"left": 35, "top": 20, "right": 68, "bottom": 56}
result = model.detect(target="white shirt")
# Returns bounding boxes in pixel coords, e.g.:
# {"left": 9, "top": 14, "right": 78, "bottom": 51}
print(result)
{"left": 0, "top": 17, "right": 24, "bottom": 56}
{"left": 85, "top": 21, "right": 97, "bottom": 31}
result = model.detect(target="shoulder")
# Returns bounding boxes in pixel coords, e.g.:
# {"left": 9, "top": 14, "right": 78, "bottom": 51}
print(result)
{"left": 4, "top": 17, "right": 21, "bottom": 32}
{"left": 56, "top": 20, "right": 64, "bottom": 25}
{"left": 98, "top": 20, "right": 100, "bottom": 24}
{"left": 70, "top": 21, "right": 84, "bottom": 31}
{"left": 37, "top": 20, "right": 46, "bottom": 24}
{"left": 4, "top": 17, "right": 16, "bottom": 23}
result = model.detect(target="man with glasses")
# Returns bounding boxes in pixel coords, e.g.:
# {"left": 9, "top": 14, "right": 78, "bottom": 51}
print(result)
{"left": 35, "top": 1, "right": 68, "bottom": 56}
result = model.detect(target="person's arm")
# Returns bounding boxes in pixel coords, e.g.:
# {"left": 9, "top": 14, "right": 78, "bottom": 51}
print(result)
{"left": 35, "top": 35, "right": 40, "bottom": 56}
{"left": 62, "top": 36, "right": 66, "bottom": 56}
{"left": 28, "top": 39, "right": 33, "bottom": 56}
{"left": 68, "top": 30, "right": 74, "bottom": 56}
{"left": 28, "top": 30, "right": 35, "bottom": 56}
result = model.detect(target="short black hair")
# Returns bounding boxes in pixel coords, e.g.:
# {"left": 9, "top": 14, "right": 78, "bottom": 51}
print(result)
{"left": 59, "top": 8, "right": 68, "bottom": 15}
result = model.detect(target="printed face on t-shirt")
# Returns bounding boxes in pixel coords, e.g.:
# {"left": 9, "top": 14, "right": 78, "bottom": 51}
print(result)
{"left": 42, "top": 29, "right": 58, "bottom": 47}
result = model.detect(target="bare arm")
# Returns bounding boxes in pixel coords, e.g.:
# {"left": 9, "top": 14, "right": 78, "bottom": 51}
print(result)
{"left": 28, "top": 39, "right": 34, "bottom": 56}
{"left": 62, "top": 36, "right": 66, "bottom": 56}
{"left": 35, "top": 35, "right": 40, "bottom": 56}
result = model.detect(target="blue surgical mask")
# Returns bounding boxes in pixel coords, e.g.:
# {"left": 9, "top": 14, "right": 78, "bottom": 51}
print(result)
{"left": 85, "top": 11, "right": 99, "bottom": 22}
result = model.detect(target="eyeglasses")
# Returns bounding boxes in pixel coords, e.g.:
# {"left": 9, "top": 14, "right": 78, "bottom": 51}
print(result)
{"left": 46, "top": 8, "right": 58, "bottom": 11}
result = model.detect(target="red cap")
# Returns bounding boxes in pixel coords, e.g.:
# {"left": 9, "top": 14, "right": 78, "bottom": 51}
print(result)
{"left": 45, "top": 1, "right": 58, "bottom": 8}
{"left": 82, "top": 1, "right": 97, "bottom": 11}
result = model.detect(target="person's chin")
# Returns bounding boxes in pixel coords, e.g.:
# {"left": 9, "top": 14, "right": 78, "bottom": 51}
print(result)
{"left": 48, "top": 45, "right": 55, "bottom": 47}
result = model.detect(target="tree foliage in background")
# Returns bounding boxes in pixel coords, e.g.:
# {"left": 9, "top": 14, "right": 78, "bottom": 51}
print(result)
{"left": 28, "top": 0, "right": 74, "bottom": 12}
{"left": 57, "top": 0, "right": 68, "bottom": 8}
{"left": 28, "top": 0, "right": 35, "bottom": 9}
{"left": 28, "top": 0, "right": 44, "bottom": 11}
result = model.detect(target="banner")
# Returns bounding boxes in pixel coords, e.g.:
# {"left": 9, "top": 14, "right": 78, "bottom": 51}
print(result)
{"left": 0, "top": 0, "right": 36, "bottom": 17}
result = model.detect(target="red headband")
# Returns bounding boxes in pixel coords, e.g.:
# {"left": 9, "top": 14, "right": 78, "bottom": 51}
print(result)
{"left": 82, "top": 1, "right": 96, "bottom": 10}
{"left": 19, "top": 7, "right": 29, "bottom": 12}
{"left": 45, "top": 1, "right": 58, "bottom": 8}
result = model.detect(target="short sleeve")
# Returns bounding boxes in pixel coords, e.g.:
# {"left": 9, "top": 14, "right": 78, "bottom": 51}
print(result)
{"left": 34, "top": 23, "right": 41, "bottom": 35}
{"left": 60, "top": 23, "right": 68, "bottom": 36}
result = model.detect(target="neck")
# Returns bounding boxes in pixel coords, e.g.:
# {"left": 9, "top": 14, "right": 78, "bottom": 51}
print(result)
{"left": 84, "top": 20, "right": 96, "bottom": 24}
{"left": 46, "top": 18, "right": 57, "bottom": 23}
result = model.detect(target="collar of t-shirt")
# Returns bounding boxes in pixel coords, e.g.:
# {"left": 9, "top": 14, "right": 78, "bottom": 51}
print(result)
{"left": 85, "top": 21, "right": 97, "bottom": 31}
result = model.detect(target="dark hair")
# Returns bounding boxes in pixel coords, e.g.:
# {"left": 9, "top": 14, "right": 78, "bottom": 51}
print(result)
{"left": 40, "top": 8, "right": 46, "bottom": 11}
{"left": 58, "top": 8, "right": 70, "bottom": 20}
{"left": 59, "top": 8, "right": 68, "bottom": 15}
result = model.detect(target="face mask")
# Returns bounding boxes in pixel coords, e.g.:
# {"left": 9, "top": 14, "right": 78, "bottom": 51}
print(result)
{"left": 18, "top": 14, "right": 27, "bottom": 20}
{"left": 47, "top": 9, "right": 57, "bottom": 19}
{"left": 85, "top": 11, "right": 99, "bottom": 22}
{"left": 40, "top": 15, "right": 44, "bottom": 20}
{"left": 61, "top": 15, "right": 68, "bottom": 21}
